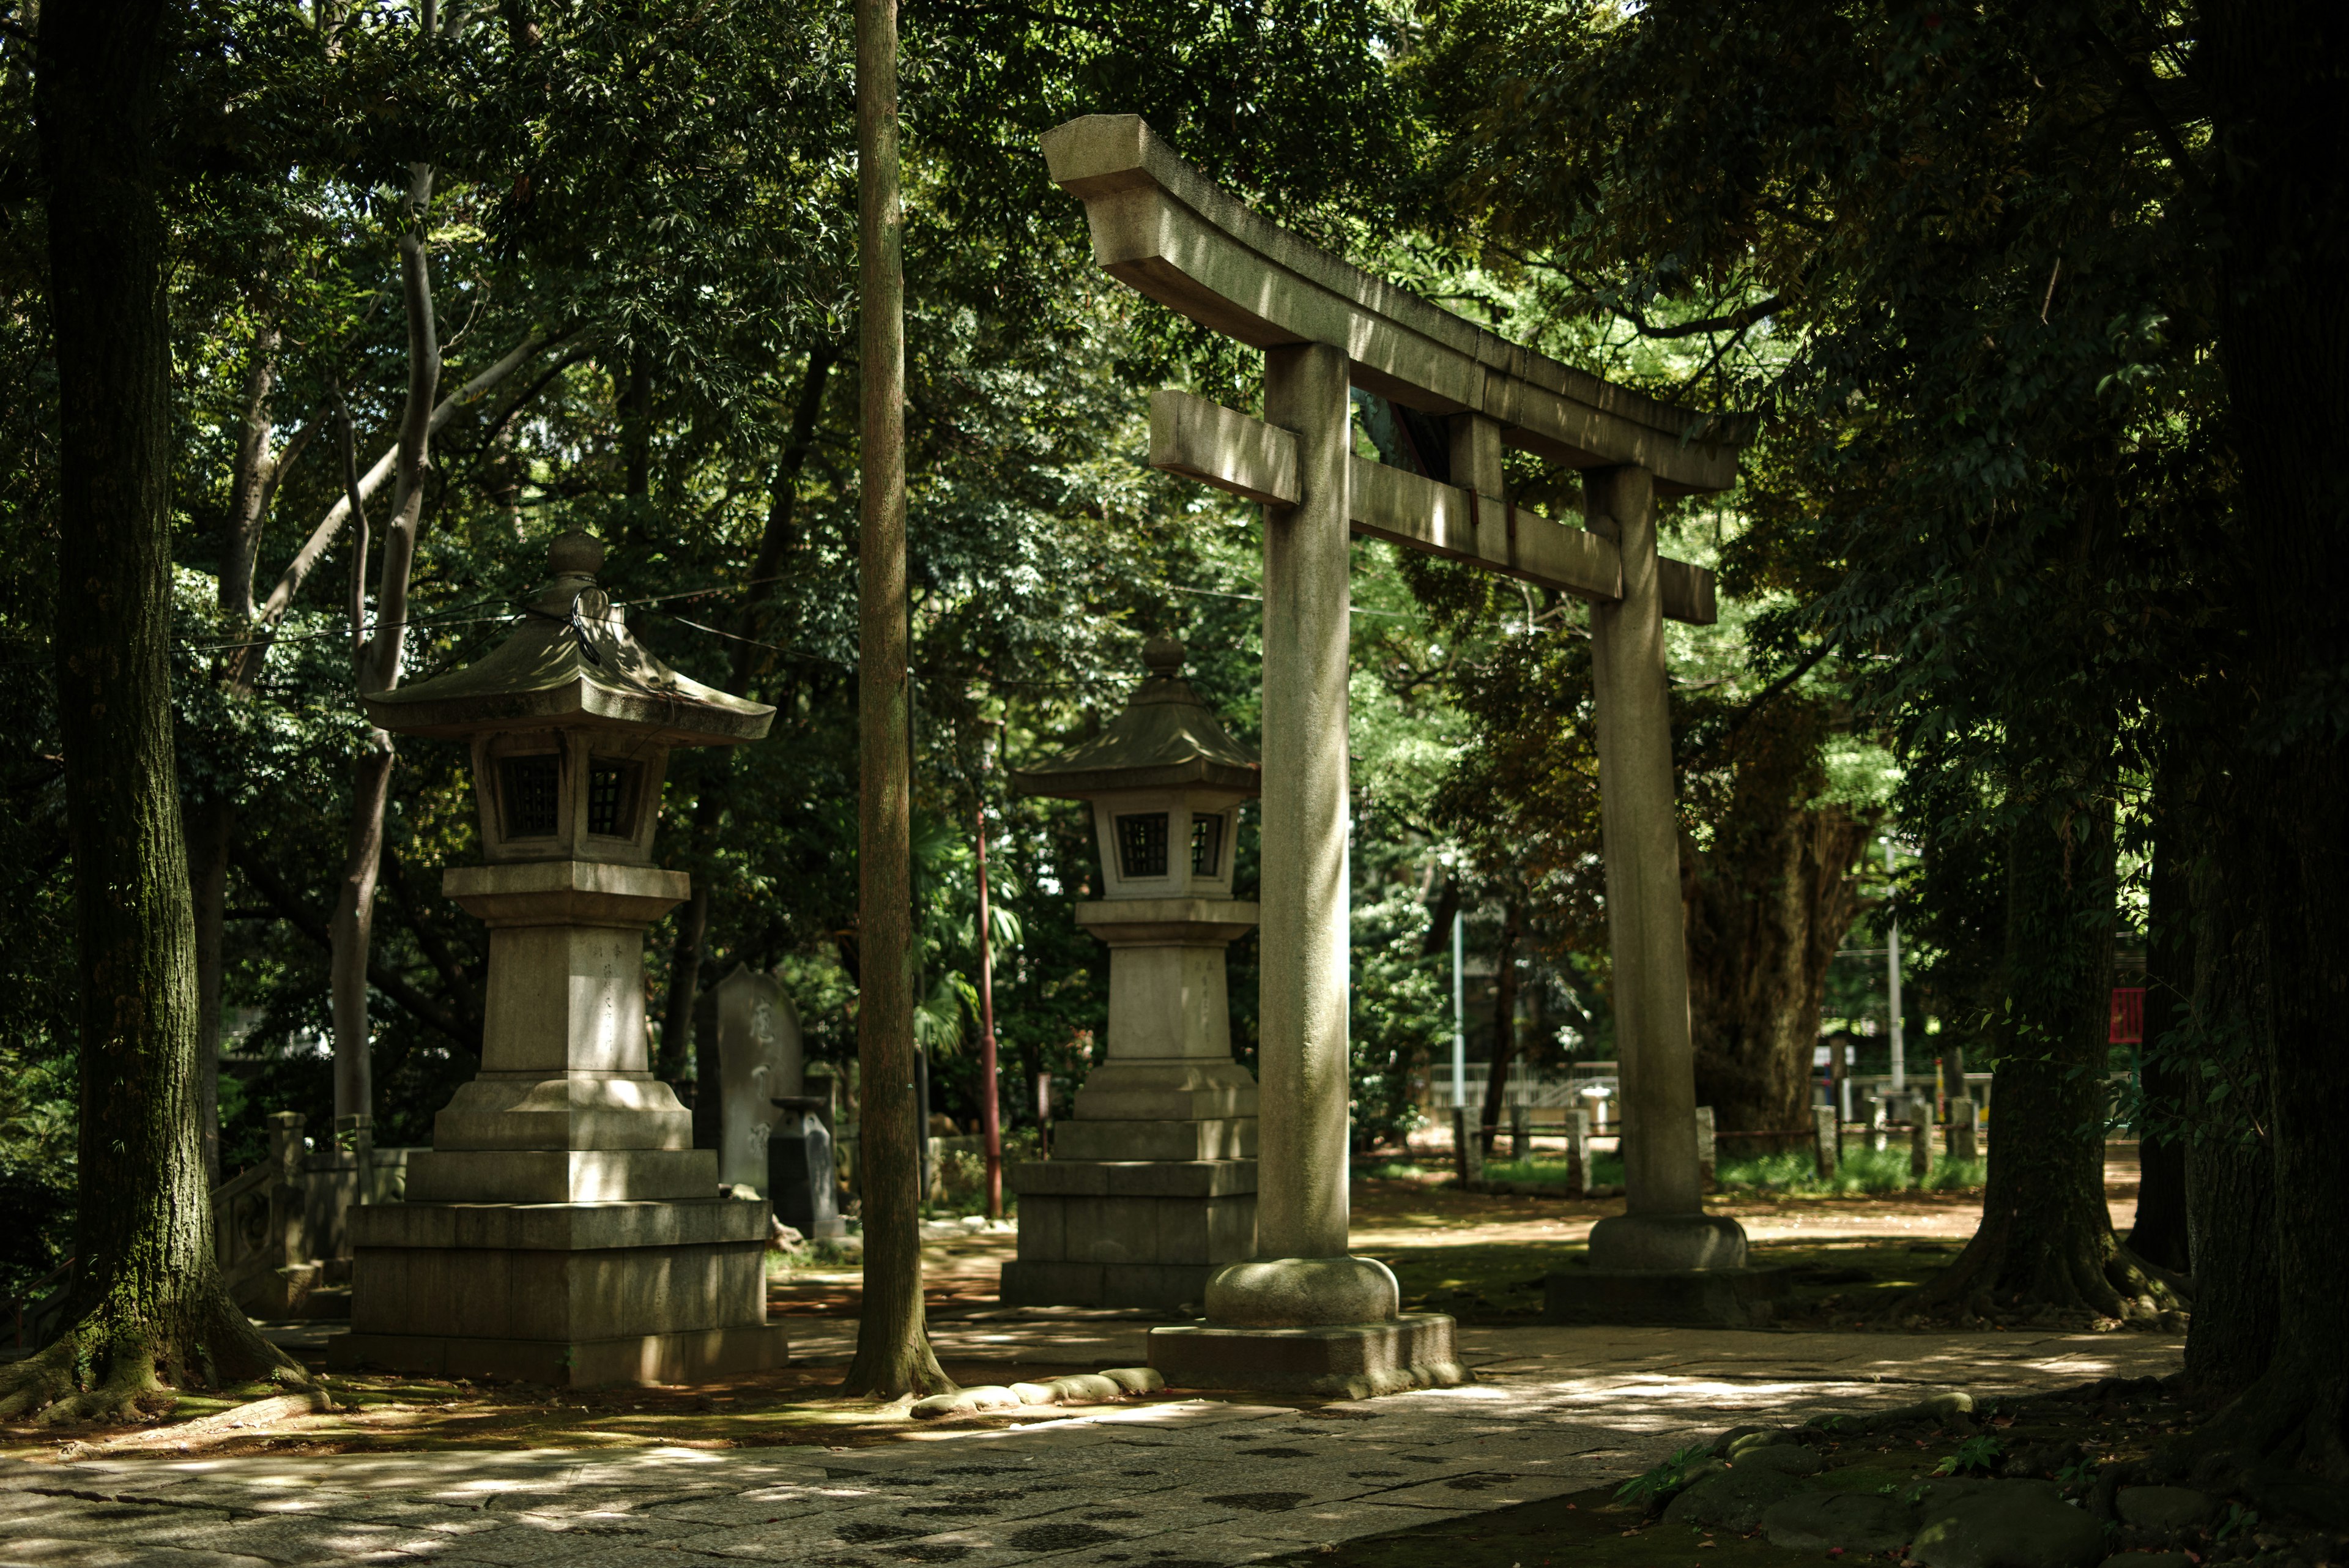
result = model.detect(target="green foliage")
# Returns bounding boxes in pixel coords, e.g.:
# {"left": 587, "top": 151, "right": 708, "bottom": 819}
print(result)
{"left": 1613, "top": 1446, "right": 1712, "bottom": 1507}
{"left": 1933, "top": 1436, "right": 2005, "bottom": 1477}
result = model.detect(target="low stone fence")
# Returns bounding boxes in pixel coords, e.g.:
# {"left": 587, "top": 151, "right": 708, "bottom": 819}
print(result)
{"left": 212, "top": 1111, "right": 421, "bottom": 1318}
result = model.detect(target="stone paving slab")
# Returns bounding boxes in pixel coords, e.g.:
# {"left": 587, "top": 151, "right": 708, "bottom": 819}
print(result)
{"left": 0, "top": 1325, "right": 2181, "bottom": 1568}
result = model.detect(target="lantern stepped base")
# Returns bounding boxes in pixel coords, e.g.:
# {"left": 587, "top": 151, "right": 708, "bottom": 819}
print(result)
{"left": 333, "top": 1197, "right": 782, "bottom": 1386}
{"left": 327, "top": 1325, "right": 790, "bottom": 1388}
{"left": 1004, "top": 1157, "right": 1256, "bottom": 1312}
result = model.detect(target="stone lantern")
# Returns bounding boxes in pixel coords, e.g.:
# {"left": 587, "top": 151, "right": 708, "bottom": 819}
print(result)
{"left": 328, "top": 529, "right": 790, "bottom": 1386}
{"left": 1001, "top": 637, "right": 1261, "bottom": 1309}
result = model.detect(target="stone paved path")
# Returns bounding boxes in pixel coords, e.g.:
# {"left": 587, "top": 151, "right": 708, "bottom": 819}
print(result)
{"left": 0, "top": 1325, "right": 2180, "bottom": 1568}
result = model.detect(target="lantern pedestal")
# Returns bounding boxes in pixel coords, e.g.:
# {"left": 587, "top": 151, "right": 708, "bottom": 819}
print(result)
{"left": 1003, "top": 897, "right": 1261, "bottom": 1311}
{"left": 331, "top": 860, "right": 788, "bottom": 1386}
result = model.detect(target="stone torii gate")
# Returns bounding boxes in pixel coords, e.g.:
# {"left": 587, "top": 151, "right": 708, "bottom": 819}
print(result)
{"left": 1043, "top": 116, "right": 1764, "bottom": 1389}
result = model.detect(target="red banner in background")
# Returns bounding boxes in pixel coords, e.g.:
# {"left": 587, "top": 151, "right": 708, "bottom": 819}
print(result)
{"left": 2110, "top": 986, "right": 2145, "bottom": 1046}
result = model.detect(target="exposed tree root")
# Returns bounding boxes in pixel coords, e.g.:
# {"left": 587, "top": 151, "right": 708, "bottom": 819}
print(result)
{"left": 0, "top": 1295, "right": 308, "bottom": 1427}
{"left": 2145, "top": 1364, "right": 2349, "bottom": 1523}
{"left": 1904, "top": 1225, "right": 2189, "bottom": 1332}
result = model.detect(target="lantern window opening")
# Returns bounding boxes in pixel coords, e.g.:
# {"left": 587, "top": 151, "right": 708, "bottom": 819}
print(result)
{"left": 1190, "top": 811, "right": 1223, "bottom": 878}
{"left": 501, "top": 754, "right": 562, "bottom": 839}
{"left": 1117, "top": 812, "right": 1171, "bottom": 879}
{"left": 587, "top": 757, "right": 641, "bottom": 838}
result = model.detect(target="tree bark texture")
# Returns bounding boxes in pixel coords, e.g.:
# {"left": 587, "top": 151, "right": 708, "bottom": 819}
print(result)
{"left": 842, "top": 0, "right": 949, "bottom": 1401}
{"left": 2182, "top": 1, "right": 2349, "bottom": 1479}
{"left": 1685, "top": 700, "right": 1873, "bottom": 1148}
{"left": 1915, "top": 792, "right": 2171, "bottom": 1325}
{"left": 5, "top": 0, "right": 299, "bottom": 1419}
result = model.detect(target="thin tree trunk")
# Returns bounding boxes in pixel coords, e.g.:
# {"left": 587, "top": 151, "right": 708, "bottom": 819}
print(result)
{"left": 2, "top": 0, "right": 299, "bottom": 1418}
{"left": 1479, "top": 900, "right": 1521, "bottom": 1156}
{"left": 842, "top": 0, "right": 950, "bottom": 1400}
{"left": 330, "top": 740, "right": 395, "bottom": 1123}
{"left": 654, "top": 348, "right": 837, "bottom": 1109}
{"left": 189, "top": 319, "right": 289, "bottom": 1186}
{"left": 622, "top": 343, "right": 653, "bottom": 511}
{"left": 221, "top": 321, "right": 280, "bottom": 625}
{"left": 331, "top": 160, "right": 440, "bottom": 1123}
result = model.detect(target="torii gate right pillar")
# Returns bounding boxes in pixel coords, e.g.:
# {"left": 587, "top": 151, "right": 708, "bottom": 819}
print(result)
{"left": 1583, "top": 464, "right": 1746, "bottom": 1271}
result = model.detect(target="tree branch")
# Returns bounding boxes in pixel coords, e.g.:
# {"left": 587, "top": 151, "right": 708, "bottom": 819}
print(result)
{"left": 362, "top": 162, "right": 441, "bottom": 696}
{"left": 253, "top": 326, "right": 569, "bottom": 635}
{"left": 233, "top": 847, "right": 473, "bottom": 1047}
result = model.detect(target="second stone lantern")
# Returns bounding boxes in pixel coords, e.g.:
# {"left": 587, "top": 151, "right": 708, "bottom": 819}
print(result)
{"left": 1002, "top": 637, "right": 1262, "bottom": 1310}
{"left": 328, "top": 530, "right": 787, "bottom": 1386}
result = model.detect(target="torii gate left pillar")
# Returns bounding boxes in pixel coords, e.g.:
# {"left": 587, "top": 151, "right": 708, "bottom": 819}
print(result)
{"left": 1044, "top": 117, "right": 1775, "bottom": 1393}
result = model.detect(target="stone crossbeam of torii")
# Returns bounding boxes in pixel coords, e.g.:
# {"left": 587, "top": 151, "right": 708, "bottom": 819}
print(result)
{"left": 1043, "top": 114, "right": 1756, "bottom": 1357}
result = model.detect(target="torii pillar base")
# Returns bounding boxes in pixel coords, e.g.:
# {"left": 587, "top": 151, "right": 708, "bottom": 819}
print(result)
{"left": 1147, "top": 1257, "right": 1468, "bottom": 1399}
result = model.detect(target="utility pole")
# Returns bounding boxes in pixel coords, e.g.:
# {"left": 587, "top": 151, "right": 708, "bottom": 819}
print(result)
{"left": 1885, "top": 838, "right": 1905, "bottom": 1094}
{"left": 976, "top": 801, "right": 1002, "bottom": 1221}
{"left": 1451, "top": 905, "right": 1471, "bottom": 1180}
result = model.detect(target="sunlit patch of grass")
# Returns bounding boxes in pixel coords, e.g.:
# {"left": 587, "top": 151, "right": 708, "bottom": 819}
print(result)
{"left": 1717, "top": 1146, "right": 1985, "bottom": 1195}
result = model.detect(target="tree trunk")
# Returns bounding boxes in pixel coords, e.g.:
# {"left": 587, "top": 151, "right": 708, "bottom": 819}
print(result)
{"left": 652, "top": 349, "right": 836, "bottom": 1109}
{"left": 2128, "top": 753, "right": 2194, "bottom": 1274}
{"left": 1913, "top": 787, "right": 2171, "bottom": 1325}
{"left": 1478, "top": 900, "right": 1520, "bottom": 1156}
{"left": 2, "top": 0, "right": 300, "bottom": 1419}
{"left": 2180, "top": 838, "right": 2277, "bottom": 1402}
{"left": 1686, "top": 699, "right": 1872, "bottom": 1149}
{"left": 332, "top": 160, "right": 440, "bottom": 1117}
{"left": 188, "top": 319, "right": 287, "bottom": 1186}
{"left": 329, "top": 738, "right": 395, "bottom": 1123}
{"left": 2176, "top": 5, "right": 2349, "bottom": 1484}
{"left": 842, "top": 0, "right": 950, "bottom": 1400}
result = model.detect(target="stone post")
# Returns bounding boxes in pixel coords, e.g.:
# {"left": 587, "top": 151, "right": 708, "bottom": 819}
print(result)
{"left": 1510, "top": 1102, "right": 1531, "bottom": 1162}
{"left": 1583, "top": 465, "right": 1746, "bottom": 1273}
{"left": 1910, "top": 1096, "right": 1934, "bottom": 1180}
{"left": 1453, "top": 1106, "right": 1483, "bottom": 1184}
{"left": 1564, "top": 1109, "right": 1592, "bottom": 1197}
{"left": 1695, "top": 1105, "right": 1717, "bottom": 1190}
{"left": 1950, "top": 1096, "right": 1981, "bottom": 1162}
{"left": 1814, "top": 1105, "right": 1840, "bottom": 1178}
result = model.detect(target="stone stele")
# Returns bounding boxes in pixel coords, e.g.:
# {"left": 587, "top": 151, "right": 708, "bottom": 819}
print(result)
{"left": 1003, "top": 637, "right": 1261, "bottom": 1310}
{"left": 326, "top": 529, "right": 788, "bottom": 1386}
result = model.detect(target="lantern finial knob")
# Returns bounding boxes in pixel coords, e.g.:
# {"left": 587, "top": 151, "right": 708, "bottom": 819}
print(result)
{"left": 549, "top": 529, "right": 606, "bottom": 579}
{"left": 1142, "top": 634, "right": 1184, "bottom": 677}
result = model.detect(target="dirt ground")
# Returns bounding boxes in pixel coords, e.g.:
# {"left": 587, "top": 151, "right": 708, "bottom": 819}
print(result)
{"left": 0, "top": 1153, "right": 2153, "bottom": 1463}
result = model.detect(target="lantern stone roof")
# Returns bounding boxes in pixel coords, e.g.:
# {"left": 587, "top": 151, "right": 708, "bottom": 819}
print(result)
{"left": 363, "top": 530, "right": 774, "bottom": 746}
{"left": 1012, "top": 636, "right": 1260, "bottom": 798}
